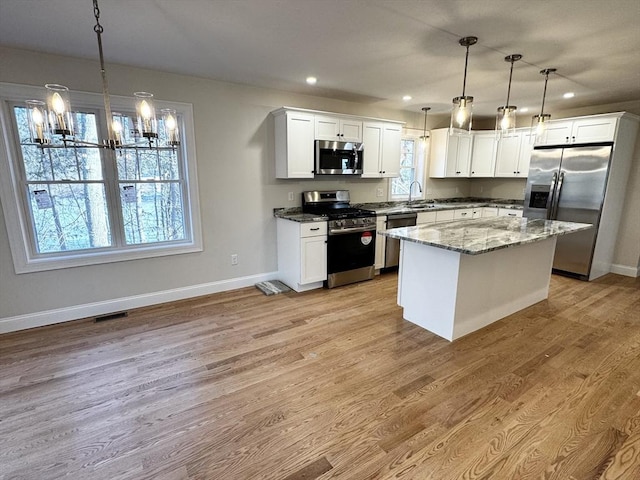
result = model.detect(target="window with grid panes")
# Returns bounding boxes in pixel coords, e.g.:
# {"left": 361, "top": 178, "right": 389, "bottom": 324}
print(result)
{"left": 390, "top": 137, "right": 425, "bottom": 200}
{"left": 0, "top": 83, "right": 202, "bottom": 273}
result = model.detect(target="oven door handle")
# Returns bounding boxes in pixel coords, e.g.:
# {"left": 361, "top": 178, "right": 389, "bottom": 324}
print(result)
{"left": 329, "top": 226, "right": 376, "bottom": 235}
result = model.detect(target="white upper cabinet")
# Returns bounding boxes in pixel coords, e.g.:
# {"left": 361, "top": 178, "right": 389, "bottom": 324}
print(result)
{"left": 274, "top": 110, "right": 315, "bottom": 179}
{"left": 469, "top": 132, "right": 498, "bottom": 177}
{"left": 429, "top": 128, "right": 473, "bottom": 178}
{"left": 494, "top": 128, "right": 534, "bottom": 178}
{"left": 361, "top": 122, "right": 402, "bottom": 178}
{"left": 535, "top": 114, "right": 619, "bottom": 146}
{"left": 315, "top": 115, "right": 363, "bottom": 142}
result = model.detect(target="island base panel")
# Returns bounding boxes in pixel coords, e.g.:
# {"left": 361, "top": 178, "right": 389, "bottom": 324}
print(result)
{"left": 398, "top": 237, "right": 557, "bottom": 341}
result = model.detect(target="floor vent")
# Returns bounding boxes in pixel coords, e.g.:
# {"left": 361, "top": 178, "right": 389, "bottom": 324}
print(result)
{"left": 95, "top": 311, "right": 128, "bottom": 322}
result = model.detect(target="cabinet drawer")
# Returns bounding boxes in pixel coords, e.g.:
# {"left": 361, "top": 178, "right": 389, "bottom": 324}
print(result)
{"left": 497, "top": 208, "right": 523, "bottom": 218}
{"left": 300, "top": 222, "right": 327, "bottom": 237}
{"left": 453, "top": 208, "right": 474, "bottom": 220}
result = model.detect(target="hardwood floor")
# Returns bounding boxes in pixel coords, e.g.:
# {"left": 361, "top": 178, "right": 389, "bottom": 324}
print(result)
{"left": 1, "top": 272, "right": 639, "bottom": 479}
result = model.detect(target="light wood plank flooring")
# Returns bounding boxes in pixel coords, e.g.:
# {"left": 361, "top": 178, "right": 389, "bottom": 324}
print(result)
{"left": 1, "top": 272, "right": 639, "bottom": 479}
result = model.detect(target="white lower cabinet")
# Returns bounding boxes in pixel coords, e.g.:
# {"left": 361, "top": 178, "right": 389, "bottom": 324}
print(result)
{"left": 482, "top": 207, "right": 499, "bottom": 217}
{"left": 277, "top": 219, "right": 327, "bottom": 292}
{"left": 498, "top": 208, "right": 523, "bottom": 218}
{"left": 375, "top": 216, "right": 387, "bottom": 270}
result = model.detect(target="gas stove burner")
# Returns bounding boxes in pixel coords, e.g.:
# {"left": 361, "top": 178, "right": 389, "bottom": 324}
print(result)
{"left": 301, "top": 190, "right": 376, "bottom": 221}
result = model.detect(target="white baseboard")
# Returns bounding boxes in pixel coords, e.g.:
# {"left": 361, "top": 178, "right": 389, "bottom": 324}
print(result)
{"left": 610, "top": 264, "right": 639, "bottom": 277}
{"left": 0, "top": 271, "right": 279, "bottom": 334}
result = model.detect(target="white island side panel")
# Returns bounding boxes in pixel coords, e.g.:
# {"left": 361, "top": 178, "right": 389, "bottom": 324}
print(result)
{"left": 398, "top": 237, "right": 557, "bottom": 341}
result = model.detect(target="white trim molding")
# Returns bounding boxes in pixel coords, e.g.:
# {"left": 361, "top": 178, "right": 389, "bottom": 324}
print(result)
{"left": 0, "top": 271, "right": 279, "bottom": 334}
{"left": 610, "top": 263, "right": 640, "bottom": 278}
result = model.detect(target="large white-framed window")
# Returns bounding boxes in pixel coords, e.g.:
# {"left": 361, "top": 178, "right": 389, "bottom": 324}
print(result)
{"left": 390, "top": 134, "right": 426, "bottom": 201}
{"left": 0, "top": 83, "right": 202, "bottom": 273}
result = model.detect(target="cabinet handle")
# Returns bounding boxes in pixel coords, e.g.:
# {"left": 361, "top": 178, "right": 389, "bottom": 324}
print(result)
{"left": 471, "top": 171, "right": 475, "bottom": 174}
{"left": 571, "top": 136, "right": 575, "bottom": 142}
{"left": 310, "top": 227, "right": 320, "bottom": 231}
{"left": 565, "top": 136, "right": 569, "bottom": 142}
{"left": 460, "top": 212, "right": 467, "bottom": 216}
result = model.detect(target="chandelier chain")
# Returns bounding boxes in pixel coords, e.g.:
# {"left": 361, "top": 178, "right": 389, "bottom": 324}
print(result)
{"left": 93, "top": 0, "right": 103, "bottom": 34}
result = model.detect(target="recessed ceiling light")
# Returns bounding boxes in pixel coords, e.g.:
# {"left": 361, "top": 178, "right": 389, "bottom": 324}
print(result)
{"left": 519, "top": 107, "right": 529, "bottom": 113}
{"left": 402, "top": 95, "right": 412, "bottom": 101}
{"left": 306, "top": 76, "right": 317, "bottom": 85}
{"left": 563, "top": 92, "right": 575, "bottom": 99}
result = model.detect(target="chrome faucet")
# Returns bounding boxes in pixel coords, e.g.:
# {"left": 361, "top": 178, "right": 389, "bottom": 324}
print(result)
{"left": 408, "top": 180, "right": 423, "bottom": 204}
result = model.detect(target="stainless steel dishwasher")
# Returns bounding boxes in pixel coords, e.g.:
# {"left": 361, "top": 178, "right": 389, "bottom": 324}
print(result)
{"left": 384, "top": 212, "right": 417, "bottom": 269}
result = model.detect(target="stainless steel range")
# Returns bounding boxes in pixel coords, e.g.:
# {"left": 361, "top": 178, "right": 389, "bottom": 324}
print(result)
{"left": 302, "top": 190, "right": 376, "bottom": 288}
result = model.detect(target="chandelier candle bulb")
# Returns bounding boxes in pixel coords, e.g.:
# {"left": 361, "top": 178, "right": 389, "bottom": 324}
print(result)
{"left": 26, "top": 100, "right": 48, "bottom": 144}
{"left": 162, "top": 108, "right": 180, "bottom": 146}
{"left": 134, "top": 92, "right": 158, "bottom": 138}
{"left": 45, "top": 84, "right": 73, "bottom": 136}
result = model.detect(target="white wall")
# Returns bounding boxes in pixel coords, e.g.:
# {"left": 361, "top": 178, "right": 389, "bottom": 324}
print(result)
{"left": 1, "top": 46, "right": 638, "bottom": 330}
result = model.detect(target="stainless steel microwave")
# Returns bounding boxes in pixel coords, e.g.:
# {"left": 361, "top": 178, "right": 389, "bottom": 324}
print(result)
{"left": 314, "top": 140, "right": 363, "bottom": 175}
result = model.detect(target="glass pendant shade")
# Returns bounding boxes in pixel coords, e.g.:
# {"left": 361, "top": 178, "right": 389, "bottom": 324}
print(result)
{"left": 26, "top": 100, "right": 49, "bottom": 144}
{"left": 162, "top": 108, "right": 180, "bottom": 146}
{"left": 496, "top": 106, "right": 517, "bottom": 136}
{"left": 450, "top": 36, "right": 477, "bottom": 134}
{"left": 496, "top": 54, "right": 522, "bottom": 138}
{"left": 451, "top": 96, "right": 473, "bottom": 131}
{"left": 45, "top": 84, "right": 74, "bottom": 136}
{"left": 530, "top": 68, "right": 556, "bottom": 143}
{"left": 531, "top": 113, "right": 552, "bottom": 139}
{"left": 134, "top": 92, "right": 158, "bottom": 138}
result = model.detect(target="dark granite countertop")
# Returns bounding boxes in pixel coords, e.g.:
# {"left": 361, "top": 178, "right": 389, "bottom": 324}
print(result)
{"left": 379, "top": 217, "right": 592, "bottom": 255}
{"left": 274, "top": 198, "right": 524, "bottom": 223}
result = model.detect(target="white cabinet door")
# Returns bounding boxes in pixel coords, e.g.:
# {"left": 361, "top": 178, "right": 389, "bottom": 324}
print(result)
{"left": 482, "top": 207, "right": 499, "bottom": 217}
{"left": 536, "top": 115, "right": 618, "bottom": 145}
{"left": 571, "top": 116, "right": 617, "bottom": 143}
{"left": 340, "top": 119, "right": 364, "bottom": 142}
{"left": 537, "top": 121, "right": 573, "bottom": 146}
{"left": 300, "top": 236, "right": 327, "bottom": 284}
{"left": 430, "top": 129, "right": 472, "bottom": 178}
{"left": 498, "top": 208, "right": 523, "bottom": 218}
{"left": 361, "top": 122, "right": 401, "bottom": 178}
{"left": 274, "top": 111, "right": 315, "bottom": 179}
{"left": 380, "top": 124, "right": 402, "bottom": 177}
{"left": 494, "top": 133, "right": 521, "bottom": 177}
{"left": 375, "top": 216, "right": 387, "bottom": 269}
{"left": 315, "top": 115, "right": 362, "bottom": 142}
{"left": 470, "top": 132, "right": 497, "bottom": 177}
{"left": 495, "top": 129, "right": 533, "bottom": 178}
{"left": 361, "top": 122, "right": 383, "bottom": 177}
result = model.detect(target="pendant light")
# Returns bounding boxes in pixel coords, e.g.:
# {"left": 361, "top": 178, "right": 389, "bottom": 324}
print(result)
{"left": 25, "top": 0, "right": 179, "bottom": 150}
{"left": 495, "top": 54, "right": 522, "bottom": 138}
{"left": 531, "top": 68, "right": 557, "bottom": 142}
{"left": 420, "top": 107, "right": 431, "bottom": 142}
{"left": 450, "top": 36, "right": 478, "bottom": 133}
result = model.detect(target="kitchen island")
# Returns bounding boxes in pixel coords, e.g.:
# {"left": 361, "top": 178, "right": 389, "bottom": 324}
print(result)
{"left": 380, "top": 217, "right": 592, "bottom": 341}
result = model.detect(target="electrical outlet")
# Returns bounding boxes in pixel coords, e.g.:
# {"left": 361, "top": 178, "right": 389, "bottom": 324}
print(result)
{"left": 479, "top": 186, "right": 484, "bottom": 193}
{"left": 376, "top": 187, "right": 384, "bottom": 197}
{"left": 231, "top": 254, "right": 238, "bottom": 265}
{"left": 288, "top": 192, "right": 294, "bottom": 201}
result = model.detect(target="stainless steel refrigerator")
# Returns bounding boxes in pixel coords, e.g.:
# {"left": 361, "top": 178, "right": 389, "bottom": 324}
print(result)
{"left": 523, "top": 143, "right": 614, "bottom": 280}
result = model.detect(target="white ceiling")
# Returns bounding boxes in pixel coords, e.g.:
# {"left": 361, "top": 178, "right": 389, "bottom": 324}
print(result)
{"left": 1, "top": 0, "right": 639, "bottom": 119}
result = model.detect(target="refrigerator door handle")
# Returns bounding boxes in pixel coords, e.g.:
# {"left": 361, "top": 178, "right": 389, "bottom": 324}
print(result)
{"left": 552, "top": 171, "right": 565, "bottom": 219}
{"left": 546, "top": 171, "right": 558, "bottom": 220}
